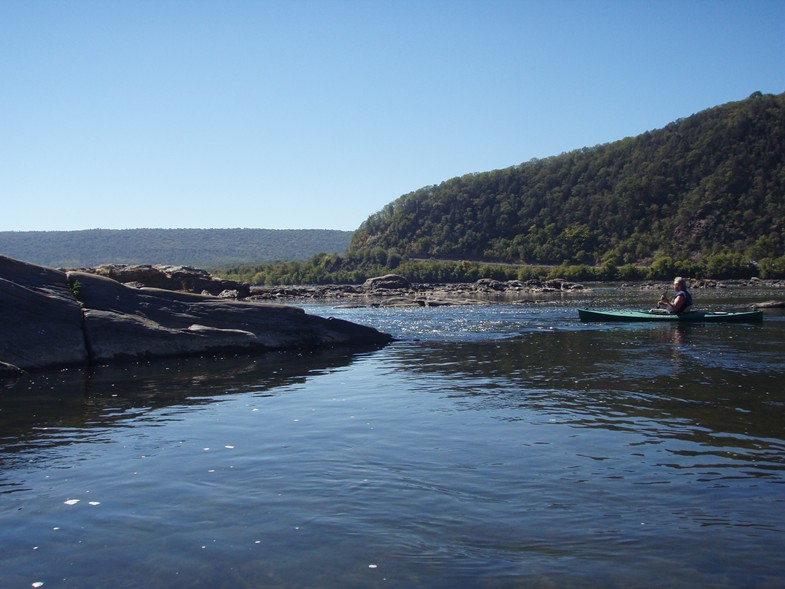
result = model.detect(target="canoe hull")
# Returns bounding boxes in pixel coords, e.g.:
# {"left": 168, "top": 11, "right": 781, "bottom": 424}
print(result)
{"left": 578, "top": 309, "right": 764, "bottom": 323}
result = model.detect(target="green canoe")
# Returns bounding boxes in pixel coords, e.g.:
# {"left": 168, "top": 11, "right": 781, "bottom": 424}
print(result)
{"left": 578, "top": 309, "right": 764, "bottom": 323}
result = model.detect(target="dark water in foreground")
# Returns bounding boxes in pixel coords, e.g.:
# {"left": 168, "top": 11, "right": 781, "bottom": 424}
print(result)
{"left": 2, "top": 287, "right": 784, "bottom": 588}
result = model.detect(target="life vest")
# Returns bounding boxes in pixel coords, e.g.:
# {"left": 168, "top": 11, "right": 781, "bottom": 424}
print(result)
{"left": 675, "top": 290, "right": 693, "bottom": 313}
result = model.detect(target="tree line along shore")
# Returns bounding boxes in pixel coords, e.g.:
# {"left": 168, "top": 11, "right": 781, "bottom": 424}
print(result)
{"left": 213, "top": 251, "right": 785, "bottom": 288}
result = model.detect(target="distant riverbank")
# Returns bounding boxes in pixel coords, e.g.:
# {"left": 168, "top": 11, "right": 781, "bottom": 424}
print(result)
{"left": 245, "top": 277, "right": 785, "bottom": 308}
{"left": 66, "top": 263, "right": 785, "bottom": 309}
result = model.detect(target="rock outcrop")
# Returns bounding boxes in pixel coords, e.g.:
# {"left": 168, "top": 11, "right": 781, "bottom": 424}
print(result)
{"left": 1, "top": 255, "right": 392, "bottom": 375}
{"left": 1, "top": 256, "right": 90, "bottom": 370}
{"left": 76, "top": 263, "right": 251, "bottom": 297}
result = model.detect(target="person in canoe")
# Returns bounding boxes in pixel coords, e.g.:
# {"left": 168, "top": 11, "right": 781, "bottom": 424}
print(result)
{"left": 657, "top": 277, "right": 693, "bottom": 313}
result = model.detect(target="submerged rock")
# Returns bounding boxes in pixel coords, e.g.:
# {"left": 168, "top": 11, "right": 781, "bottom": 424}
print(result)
{"left": 0, "top": 360, "right": 26, "bottom": 377}
{"left": 751, "top": 300, "right": 785, "bottom": 308}
{"left": 0, "top": 255, "right": 392, "bottom": 375}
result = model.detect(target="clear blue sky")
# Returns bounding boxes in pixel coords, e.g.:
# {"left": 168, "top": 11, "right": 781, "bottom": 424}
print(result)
{"left": 2, "top": 0, "right": 784, "bottom": 232}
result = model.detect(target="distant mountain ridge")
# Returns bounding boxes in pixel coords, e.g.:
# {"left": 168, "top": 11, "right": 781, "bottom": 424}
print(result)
{"left": 350, "top": 91, "right": 785, "bottom": 266}
{"left": 0, "top": 228, "right": 353, "bottom": 268}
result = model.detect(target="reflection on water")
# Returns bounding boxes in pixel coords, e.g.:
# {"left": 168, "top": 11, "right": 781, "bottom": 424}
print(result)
{"left": 0, "top": 348, "right": 380, "bottom": 470}
{"left": 386, "top": 329, "right": 785, "bottom": 483}
{"left": 1, "top": 290, "right": 785, "bottom": 588}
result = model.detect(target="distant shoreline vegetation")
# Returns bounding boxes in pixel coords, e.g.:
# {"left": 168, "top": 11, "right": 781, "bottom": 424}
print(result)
{"left": 213, "top": 250, "right": 785, "bottom": 286}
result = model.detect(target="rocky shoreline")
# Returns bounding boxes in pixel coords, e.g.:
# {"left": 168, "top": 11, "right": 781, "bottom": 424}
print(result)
{"left": 70, "top": 265, "right": 785, "bottom": 309}
{"left": 0, "top": 256, "right": 392, "bottom": 377}
{"left": 248, "top": 275, "right": 589, "bottom": 307}
{"left": 245, "top": 274, "right": 785, "bottom": 308}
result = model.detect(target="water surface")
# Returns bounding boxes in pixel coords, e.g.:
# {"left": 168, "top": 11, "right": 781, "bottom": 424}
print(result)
{"left": 2, "top": 286, "right": 784, "bottom": 588}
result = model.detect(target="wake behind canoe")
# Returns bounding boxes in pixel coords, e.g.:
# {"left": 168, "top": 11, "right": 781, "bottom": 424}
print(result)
{"left": 578, "top": 309, "right": 764, "bottom": 323}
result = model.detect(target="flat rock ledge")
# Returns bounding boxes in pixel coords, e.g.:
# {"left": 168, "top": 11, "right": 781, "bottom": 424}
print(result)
{"left": 1, "top": 255, "right": 392, "bottom": 376}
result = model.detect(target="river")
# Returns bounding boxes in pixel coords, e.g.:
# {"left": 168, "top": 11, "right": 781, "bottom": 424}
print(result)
{"left": 2, "top": 285, "right": 784, "bottom": 588}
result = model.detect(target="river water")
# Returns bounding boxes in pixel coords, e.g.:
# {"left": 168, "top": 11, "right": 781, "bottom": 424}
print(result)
{"left": 2, "top": 286, "right": 784, "bottom": 588}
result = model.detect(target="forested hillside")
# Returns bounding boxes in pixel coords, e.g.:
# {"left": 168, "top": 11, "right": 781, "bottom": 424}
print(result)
{"left": 350, "top": 92, "right": 785, "bottom": 267}
{"left": 0, "top": 228, "right": 353, "bottom": 268}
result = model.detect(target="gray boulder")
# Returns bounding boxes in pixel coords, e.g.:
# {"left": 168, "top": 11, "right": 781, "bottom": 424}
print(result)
{"left": 0, "top": 255, "right": 89, "bottom": 370}
{"left": 363, "top": 274, "right": 411, "bottom": 290}
{"left": 475, "top": 278, "right": 506, "bottom": 291}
